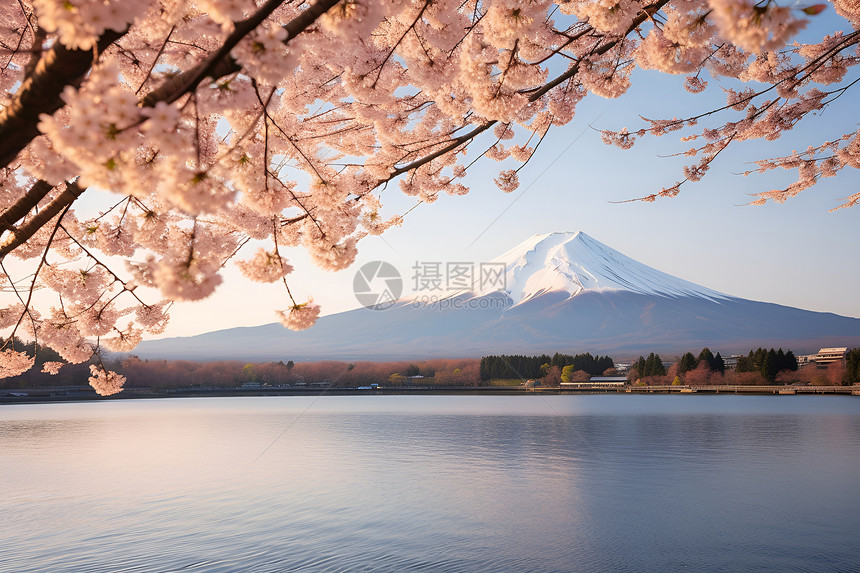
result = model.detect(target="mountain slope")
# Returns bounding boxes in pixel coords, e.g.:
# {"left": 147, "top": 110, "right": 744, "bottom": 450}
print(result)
{"left": 135, "top": 232, "right": 860, "bottom": 361}
{"left": 479, "top": 231, "right": 727, "bottom": 303}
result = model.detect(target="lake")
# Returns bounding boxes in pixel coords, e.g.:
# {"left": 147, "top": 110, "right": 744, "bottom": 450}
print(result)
{"left": 2, "top": 395, "right": 859, "bottom": 572}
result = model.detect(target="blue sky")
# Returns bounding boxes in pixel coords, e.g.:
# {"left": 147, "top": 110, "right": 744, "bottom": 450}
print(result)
{"left": 163, "top": 75, "right": 859, "bottom": 337}
{"left": 155, "top": 9, "right": 860, "bottom": 337}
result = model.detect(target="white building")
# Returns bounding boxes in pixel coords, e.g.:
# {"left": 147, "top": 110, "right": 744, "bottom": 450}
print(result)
{"left": 812, "top": 347, "right": 848, "bottom": 365}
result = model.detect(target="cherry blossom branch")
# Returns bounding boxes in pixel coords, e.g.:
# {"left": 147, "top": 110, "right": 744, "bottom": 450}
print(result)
{"left": 370, "top": 0, "right": 431, "bottom": 88}
{"left": 21, "top": 27, "right": 47, "bottom": 78}
{"left": 141, "top": 0, "right": 342, "bottom": 108}
{"left": 0, "top": 179, "right": 52, "bottom": 233}
{"left": 447, "top": 2, "right": 485, "bottom": 56}
{"left": 269, "top": 218, "right": 300, "bottom": 308}
{"left": 2, "top": 16, "right": 28, "bottom": 70}
{"left": 612, "top": 133, "right": 735, "bottom": 203}
{"left": 268, "top": 170, "right": 325, "bottom": 234}
{"left": 820, "top": 76, "right": 860, "bottom": 104}
{"left": 3, "top": 197, "right": 73, "bottom": 344}
{"left": 628, "top": 31, "right": 860, "bottom": 138}
{"left": 0, "top": 29, "right": 126, "bottom": 167}
{"left": 55, "top": 224, "right": 150, "bottom": 308}
{"left": 0, "top": 261, "right": 38, "bottom": 351}
{"left": 0, "top": 1, "right": 343, "bottom": 266}
{"left": 382, "top": 121, "right": 495, "bottom": 182}
{"left": 531, "top": 24, "right": 594, "bottom": 66}
{"left": 262, "top": 106, "right": 329, "bottom": 183}
{"left": 514, "top": 124, "right": 553, "bottom": 174}
{"left": 493, "top": 39, "right": 521, "bottom": 96}
{"left": 135, "top": 25, "right": 176, "bottom": 95}
{"left": 0, "top": 181, "right": 86, "bottom": 260}
{"left": 378, "top": 0, "right": 670, "bottom": 188}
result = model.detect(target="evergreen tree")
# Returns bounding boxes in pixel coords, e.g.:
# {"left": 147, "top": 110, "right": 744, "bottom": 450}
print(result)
{"left": 734, "top": 347, "right": 797, "bottom": 381}
{"left": 632, "top": 356, "right": 646, "bottom": 378}
{"left": 678, "top": 352, "right": 698, "bottom": 375}
{"left": 760, "top": 351, "right": 771, "bottom": 383}
{"left": 697, "top": 348, "right": 716, "bottom": 371}
{"left": 714, "top": 352, "right": 726, "bottom": 374}
{"left": 480, "top": 352, "right": 614, "bottom": 380}
{"left": 643, "top": 353, "right": 666, "bottom": 377}
{"left": 762, "top": 349, "right": 779, "bottom": 384}
{"left": 784, "top": 351, "right": 798, "bottom": 371}
{"left": 643, "top": 354, "right": 656, "bottom": 377}
{"left": 654, "top": 354, "right": 667, "bottom": 377}
{"left": 737, "top": 351, "right": 756, "bottom": 372}
{"left": 846, "top": 349, "right": 860, "bottom": 384}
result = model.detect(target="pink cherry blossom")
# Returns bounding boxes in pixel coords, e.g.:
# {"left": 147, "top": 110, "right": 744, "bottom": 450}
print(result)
{"left": 0, "top": 0, "right": 857, "bottom": 387}
{"left": 236, "top": 248, "right": 294, "bottom": 283}
{"left": 0, "top": 349, "right": 35, "bottom": 378}
{"left": 494, "top": 170, "right": 520, "bottom": 193}
{"left": 88, "top": 364, "right": 126, "bottom": 396}
{"left": 277, "top": 302, "right": 321, "bottom": 331}
{"left": 42, "top": 362, "right": 64, "bottom": 375}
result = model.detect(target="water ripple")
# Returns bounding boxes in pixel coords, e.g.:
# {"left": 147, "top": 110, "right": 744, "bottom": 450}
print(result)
{"left": 2, "top": 395, "right": 859, "bottom": 572}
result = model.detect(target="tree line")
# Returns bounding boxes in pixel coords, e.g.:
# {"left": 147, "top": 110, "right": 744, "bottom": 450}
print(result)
{"left": 631, "top": 353, "right": 668, "bottom": 378}
{"left": 480, "top": 353, "right": 614, "bottom": 381}
{"left": 0, "top": 349, "right": 481, "bottom": 390}
{"left": 627, "top": 347, "right": 834, "bottom": 387}
{"left": 4, "top": 341, "right": 858, "bottom": 392}
{"left": 736, "top": 348, "right": 798, "bottom": 383}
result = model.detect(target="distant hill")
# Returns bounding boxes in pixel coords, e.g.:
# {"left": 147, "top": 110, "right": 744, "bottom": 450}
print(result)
{"left": 135, "top": 232, "right": 860, "bottom": 361}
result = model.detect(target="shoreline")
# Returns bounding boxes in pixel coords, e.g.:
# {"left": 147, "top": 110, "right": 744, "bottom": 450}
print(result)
{"left": 2, "top": 384, "right": 858, "bottom": 404}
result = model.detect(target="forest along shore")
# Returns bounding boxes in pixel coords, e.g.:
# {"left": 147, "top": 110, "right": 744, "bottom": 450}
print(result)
{"left": 2, "top": 384, "right": 859, "bottom": 403}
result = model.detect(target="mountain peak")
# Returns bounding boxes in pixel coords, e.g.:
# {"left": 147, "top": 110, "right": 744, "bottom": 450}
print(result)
{"left": 135, "top": 230, "right": 860, "bottom": 362}
{"left": 477, "top": 231, "right": 728, "bottom": 305}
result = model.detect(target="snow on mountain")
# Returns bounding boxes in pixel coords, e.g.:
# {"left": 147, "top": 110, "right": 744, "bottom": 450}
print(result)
{"left": 473, "top": 231, "right": 728, "bottom": 304}
{"left": 134, "top": 231, "right": 860, "bottom": 362}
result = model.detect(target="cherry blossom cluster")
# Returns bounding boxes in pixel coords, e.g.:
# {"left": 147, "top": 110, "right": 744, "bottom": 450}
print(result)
{"left": 31, "top": 0, "right": 148, "bottom": 50}
{"left": 88, "top": 364, "right": 126, "bottom": 396}
{"left": 1, "top": 0, "right": 858, "bottom": 390}
{"left": 602, "top": 1, "right": 859, "bottom": 205}
{"left": 277, "top": 302, "right": 321, "bottom": 331}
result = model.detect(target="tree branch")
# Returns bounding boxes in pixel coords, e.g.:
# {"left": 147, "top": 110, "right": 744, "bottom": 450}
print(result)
{"left": 0, "top": 29, "right": 126, "bottom": 168}
{"left": 0, "top": 179, "right": 52, "bottom": 232}
{"left": 141, "top": 0, "right": 342, "bottom": 108}
{"left": 0, "top": 181, "right": 85, "bottom": 260}
{"left": 377, "top": 0, "right": 670, "bottom": 186}
{"left": 0, "top": 0, "right": 344, "bottom": 262}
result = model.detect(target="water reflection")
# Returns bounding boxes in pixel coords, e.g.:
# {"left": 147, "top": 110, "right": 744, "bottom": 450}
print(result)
{"left": 2, "top": 395, "right": 859, "bottom": 572}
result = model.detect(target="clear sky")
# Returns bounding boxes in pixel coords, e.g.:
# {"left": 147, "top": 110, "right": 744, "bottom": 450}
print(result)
{"left": 152, "top": 11, "right": 859, "bottom": 338}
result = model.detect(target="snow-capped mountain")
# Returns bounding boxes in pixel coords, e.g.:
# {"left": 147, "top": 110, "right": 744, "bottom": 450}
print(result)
{"left": 473, "top": 231, "right": 727, "bottom": 303}
{"left": 134, "top": 232, "right": 860, "bottom": 361}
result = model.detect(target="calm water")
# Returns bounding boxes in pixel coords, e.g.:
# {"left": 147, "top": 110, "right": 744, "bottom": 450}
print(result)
{"left": 2, "top": 395, "right": 859, "bottom": 572}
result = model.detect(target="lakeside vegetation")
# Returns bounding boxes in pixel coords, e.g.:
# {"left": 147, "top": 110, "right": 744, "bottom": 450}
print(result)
{"left": 625, "top": 347, "right": 857, "bottom": 387}
{"left": 3, "top": 336, "right": 859, "bottom": 392}
{"left": 480, "top": 353, "right": 614, "bottom": 383}
{"left": 0, "top": 344, "right": 481, "bottom": 390}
